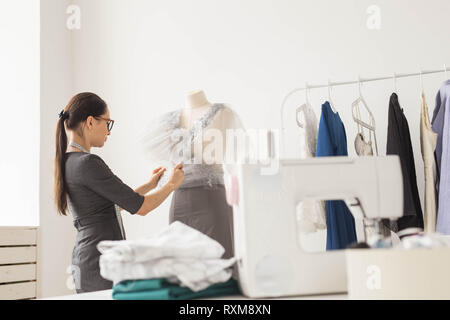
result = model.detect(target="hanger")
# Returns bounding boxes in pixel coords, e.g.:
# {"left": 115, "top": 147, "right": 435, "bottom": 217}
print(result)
{"left": 352, "top": 76, "right": 376, "bottom": 129}
{"left": 353, "top": 77, "right": 365, "bottom": 136}
{"left": 351, "top": 76, "right": 379, "bottom": 155}
{"left": 296, "top": 82, "right": 312, "bottom": 128}
{"left": 419, "top": 68, "right": 424, "bottom": 95}
{"left": 444, "top": 64, "right": 448, "bottom": 81}
{"left": 327, "top": 79, "right": 338, "bottom": 113}
{"left": 392, "top": 72, "right": 397, "bottom": 93}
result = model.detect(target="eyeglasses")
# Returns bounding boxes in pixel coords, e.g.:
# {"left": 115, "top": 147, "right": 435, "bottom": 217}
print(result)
{"left": 95, "top": 116, "right": 115, "bottom": 132}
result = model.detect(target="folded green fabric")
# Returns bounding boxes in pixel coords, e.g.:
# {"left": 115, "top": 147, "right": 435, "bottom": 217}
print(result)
{"left": 112, "top": 278, "right": 240, "bottom": 300}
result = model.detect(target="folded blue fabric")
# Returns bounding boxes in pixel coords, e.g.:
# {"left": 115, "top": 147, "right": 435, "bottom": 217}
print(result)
{"left": 112, "top": 278, "right": 240, "bottom": 300}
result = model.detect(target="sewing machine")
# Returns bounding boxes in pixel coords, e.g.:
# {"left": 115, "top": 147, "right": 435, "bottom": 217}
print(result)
{"left": 223, "top": 155, "right": 403, "bottom": 298}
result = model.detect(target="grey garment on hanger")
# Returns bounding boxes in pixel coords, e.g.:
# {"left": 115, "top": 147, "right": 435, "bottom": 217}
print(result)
{"left": 432, "top": 80, "right": 450, "bottom": 234}
{"left": 431, "top": 80, "right": 450, "bottom": 173}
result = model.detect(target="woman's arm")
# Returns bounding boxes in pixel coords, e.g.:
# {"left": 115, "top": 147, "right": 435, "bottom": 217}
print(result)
{"left": 136, "top": 163, "right": 184, "bottom": 216}
{"left": 135, "top": 182, "right": 175, "bottom": 216}
{"left": 119, "top": 167, "right": 166, "bottom": 212}
{"left": 118, "top": 182, "right": 153, "bottom": 212}
{"left": 136, "top": 166, "right": 166, "bottom": 195}
{"left": 134, "top": 181, "right": 154, "bottom": 196}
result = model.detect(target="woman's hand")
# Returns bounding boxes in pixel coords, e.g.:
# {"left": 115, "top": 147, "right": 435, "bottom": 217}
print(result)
{"left": 136, "top": 162, "right": 185, "bottom": 216}
{"left": 167, "top": 162, "right": 185, "bottom": 190}
{"left": 148, "top": 166, "right": 166, "bottom": 189}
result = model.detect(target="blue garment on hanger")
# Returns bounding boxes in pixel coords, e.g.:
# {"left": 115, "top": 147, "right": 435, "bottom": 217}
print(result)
{"left": 316, "top": 101, "right": 357, "bottom": 250}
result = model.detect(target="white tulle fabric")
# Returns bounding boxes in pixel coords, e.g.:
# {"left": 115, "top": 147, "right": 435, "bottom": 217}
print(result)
{"left": 140, "top": 103, "right": 244, "bottom": 189}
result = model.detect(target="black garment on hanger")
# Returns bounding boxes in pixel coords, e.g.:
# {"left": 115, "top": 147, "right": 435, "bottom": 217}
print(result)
{"left": 385, "top": 93, "right": 424, "bottom": 232}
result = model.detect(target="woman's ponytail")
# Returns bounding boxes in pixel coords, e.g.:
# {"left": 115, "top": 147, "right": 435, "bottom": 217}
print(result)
{"left": 54, "top": 113, "right": 69, "bottom": 215}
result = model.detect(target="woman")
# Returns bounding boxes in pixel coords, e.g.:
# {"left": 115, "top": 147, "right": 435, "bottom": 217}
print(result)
{"left": 54, "top": 92, "right": 184, "bottom": 293}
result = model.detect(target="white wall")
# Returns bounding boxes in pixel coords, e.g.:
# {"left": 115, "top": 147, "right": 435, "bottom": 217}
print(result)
{"left": 35, "top": 0, "right": 450, "bottom": 297}
{"left": 33, "top": 0, "right": 450, "bottom": 297}
{"left": 68, "top": 0, "right": 450, "bottom": 242}
{"left": 0, "top": 0, "right": 39, "bottom": 226}
{"left": 39, "top": 0, "right": 77, "bottom": 298}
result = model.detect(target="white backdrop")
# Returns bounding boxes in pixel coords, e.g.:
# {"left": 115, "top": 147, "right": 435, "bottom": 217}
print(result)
{"left": 70, "top": 0, "right": 450, "bottom": 239}
{"left": 0, "top": 0, "right": 39, "bottom": 226}
{"left": 40, "top": 0, "right": 450, "bottom": 296}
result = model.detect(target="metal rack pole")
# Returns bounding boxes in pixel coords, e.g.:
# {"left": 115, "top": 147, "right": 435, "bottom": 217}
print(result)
{"left": 280, "top": 66, "right": 449, "bottom": 156}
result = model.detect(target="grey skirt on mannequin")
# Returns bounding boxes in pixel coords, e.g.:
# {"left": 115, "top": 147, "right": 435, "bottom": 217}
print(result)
{"left": 169, "top": 184, "right": 234, "bottom": 259}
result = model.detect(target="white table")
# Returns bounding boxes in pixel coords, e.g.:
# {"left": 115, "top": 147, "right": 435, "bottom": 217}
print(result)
{"left": 42, "top": 289, "right": 347, "bottom": 300}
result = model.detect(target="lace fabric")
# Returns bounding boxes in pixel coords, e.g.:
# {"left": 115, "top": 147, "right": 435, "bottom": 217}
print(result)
{"left": 296, "top": 104, "right": 319, "bottom": 158}
{"left": 353, "top": 99, "right": 379, "bottom": 156}
{"left": 354, "top": 133, "right": 374, "bottom": 156}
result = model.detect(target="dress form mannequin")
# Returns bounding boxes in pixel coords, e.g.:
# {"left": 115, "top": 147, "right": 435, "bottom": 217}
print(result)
{"left": 180, "top": 89, "right": 237, "bottom": 165}
{"left": 180, "top": 90, "right": 213, "bottom": 130}
{"left": 142, "top": 92, "right": 245, "bottom": 259}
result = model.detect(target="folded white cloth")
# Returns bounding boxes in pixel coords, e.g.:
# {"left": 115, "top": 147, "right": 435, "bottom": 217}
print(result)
{"left": 97, "top": 221, "right": 236, "bottom": 292}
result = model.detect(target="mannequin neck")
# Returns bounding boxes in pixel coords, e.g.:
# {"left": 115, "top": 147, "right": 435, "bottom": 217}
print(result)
{"left": 185, "top": 90, "right": 212, "bottom": 109}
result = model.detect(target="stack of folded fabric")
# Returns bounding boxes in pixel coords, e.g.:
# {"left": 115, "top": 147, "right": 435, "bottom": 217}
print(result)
{"left": 97, "top": 221, "right": 240, "bottom": 300}
{"left": 112, "top": 278, "right": 239, "bottom": 300}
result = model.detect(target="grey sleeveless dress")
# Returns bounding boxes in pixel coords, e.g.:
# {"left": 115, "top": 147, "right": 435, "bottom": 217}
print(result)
{"left": 141, "top": 104, "right": 243, "bottom": 259}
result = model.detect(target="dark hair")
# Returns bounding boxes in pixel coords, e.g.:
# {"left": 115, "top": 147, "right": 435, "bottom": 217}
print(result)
{"left": 54, "top": 92, "right": 107, "bottom": 215}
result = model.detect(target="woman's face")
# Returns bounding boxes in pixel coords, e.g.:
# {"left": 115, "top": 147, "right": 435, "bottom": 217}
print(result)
{"left": 90, "top": 108, "right": 112, "bottom": 148}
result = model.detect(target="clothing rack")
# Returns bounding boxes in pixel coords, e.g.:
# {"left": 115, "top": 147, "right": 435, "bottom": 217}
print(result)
{"left": 280, "top": 66, "right": 450, "bottom": 155}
